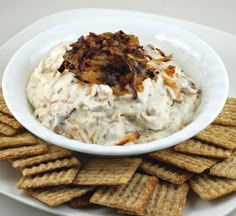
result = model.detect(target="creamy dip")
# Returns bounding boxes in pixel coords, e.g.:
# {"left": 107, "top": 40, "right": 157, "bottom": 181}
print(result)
{"left": 27, "top": 42, "right": 200, "bottom": 146}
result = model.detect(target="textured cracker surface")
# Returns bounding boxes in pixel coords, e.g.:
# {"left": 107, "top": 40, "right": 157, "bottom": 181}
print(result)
{"left": 144, "top": 182, "right": 189, "bottom": 216}
{"left": 0, "top": 144, "right": 48, "bottom": 160}
{"left": 90, "top": 173, "right": 158, "bottom": 215}
{"left": 17, "top": 167, "right": 79, "bottom": 189}
{"left": 0, "top": 112, "right": 22, "bottom": 129}
{"left": 73, "top": 158, "right": 142, "bottom": 185}
{"left": 189, "top": 173, "right": 236, "bottom": 200}
{"left": 174, "top": 139, "right": 232, "bottom": 159}
{"left": 210, "top": 153, "right": 236, "bottom": 179}
{"left": 29, "top": 185, "right": 94, "bottom": 206}
{"left": 213, "top": 98, "right": 236, "bottom": 127}
{"left": 12, "top": 146, "right": 72, "bottom": 169}
{"left": 140, "top": 159, "right": 193, "bottom": 184}
{"left": 0, "top": 90, "right": 12, "bottom": 116}
{"left": 149, "top": 149, "right": 217, "bottom": 173}
{"left": 0, "top": 132, "right": 37, "bottom": 148}
{"left": 22, "top": 157, "right": 80, "bottom": 176}
{"left": 0, "top": 122, "right": 17, "bottom": 136}
{"left": 195, "top": 124, "right": 236, "bottom": 149}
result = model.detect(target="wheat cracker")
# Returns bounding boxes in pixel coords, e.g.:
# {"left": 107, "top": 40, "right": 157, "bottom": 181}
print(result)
{"left": 174, "top": 139, "right": 232, "bottom": 159}
{"left": 195, "top": 124, "right": 236, "bottom": 149}
{"left": 189, "top": 173, "right": 236, "bottom": 200}
{"left": 0, "top": 132, "right": 37, "bottom": 149}
{"left": 17, "top": 167, "right": 79, "bottom": 189}
{"left": 0, "top": 112, "right": 22, "bottom": 129}
{"left": 90, "top": 173, "right": 158, "bottom": 215}
{"left": 0, "top": 144, "right": 48, "bottom": 160}
{"left": 144, "top": 182, "right": 189, "bottom": 216}
{"left": 210, "top": 153, "right": 236, "bottom": 179}
{"left": 149, "top": 149, "right": 217, "bottom": 173}
{"left": 22, "top": 157, "right": 80, "bottom": 176}
{"left": 12, "top": 149, "right": 72, "bottom": 169}
{"left": 213, "top": 98, "right": 236, "bottom": 126}
{"left": 29, "top": 185, "right": 94, "bottom": 206}
{"left": 140, "top": 158, "right": 193, "bottom": 184}
{"left": 0, "top": 122, "right": 17, "bottom": 136}
{"left": 73, "top": 158, "right": 142, "bottom": 185}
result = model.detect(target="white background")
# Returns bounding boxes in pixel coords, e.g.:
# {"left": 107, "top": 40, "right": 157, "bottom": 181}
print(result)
{"left": 0, "top": 0, "right": 236, "bottom": 215}
{"left": 1, "top": 0, "right": 236, "bottom": 46}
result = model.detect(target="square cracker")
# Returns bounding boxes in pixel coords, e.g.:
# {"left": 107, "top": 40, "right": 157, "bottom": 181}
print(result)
{"left": 189, "top": 173, "right": 236, "bottom": 200}
{"left": 0, "top": 122, "right": 17, "bottom": 136}
{"left": 174, "top": 139, "right": 232, "bottom": 159}
{"left": 12, "top": 146, "right": 72, "bottom": 169}
{"left": 0, "top": 112, "right": 22, "bottom": 129}
{"left": 210, "top": 153, "right": 236, "bottom": 179}
{"left": 73, "top": 158, "right": 142, "bottom": 185}
{"left": 28, "top": 185, "right": 94, "bottom": 207}
{"left": 149, "top": 149, "right": 217, "bottom": 173}
{"left": 90, "top": 173, "right": 158, "bottom": 215}
{"left": 213, "top": 98, "right": 236, "bottom": 127}
{"left": 17, "top": 167, "right": 79, "bottom": 189}
{"left": 140, "top": 158, "right": 193, "bottom": 185}
{"left": 22, "top": 156, "right": 80, "bottom": 176}
{"left": 0, "top": 132, "right": 37, "bottom": 149}
{"left": 119, "top": 182, "right": 189, "bottom": 216}
{"left": 0, "top": 144, "right": 48, "bottom": 160}
{"left": 144, "top": 182, "right": 189, "bottom": 216}
{"left": 195, "top": 124, "right": 236, "bottom": 149}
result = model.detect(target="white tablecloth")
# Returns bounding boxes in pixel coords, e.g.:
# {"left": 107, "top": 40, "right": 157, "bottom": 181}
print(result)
{"left": 1, "top": 0, "right": 236, "bottom": 215}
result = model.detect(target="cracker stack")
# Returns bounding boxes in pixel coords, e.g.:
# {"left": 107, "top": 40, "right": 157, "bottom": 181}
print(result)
{"left": 0, "top": 133, "right": 48, "bottom": 160}
{"left": 0, "top": 92, "right": 235, "bottom": 216}
{"left": 0, "top": 89, "right": 23, "bottom": 136}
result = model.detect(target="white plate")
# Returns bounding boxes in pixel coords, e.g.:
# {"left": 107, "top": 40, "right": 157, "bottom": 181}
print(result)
{"left": 0, "top": 9, "right": 235, "bottom": 216}
{"left": 0, "top": 159, "right": 236, "bottom": 216}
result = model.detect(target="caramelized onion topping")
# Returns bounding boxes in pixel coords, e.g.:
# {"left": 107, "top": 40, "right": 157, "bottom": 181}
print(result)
{"left": 58, "top": 31, "right": 158, "bottom": 99}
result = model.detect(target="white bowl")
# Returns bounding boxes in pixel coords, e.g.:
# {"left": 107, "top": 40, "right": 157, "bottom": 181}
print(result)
{"left": 2, "top": 9, "right": 228, "bottom": 156}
